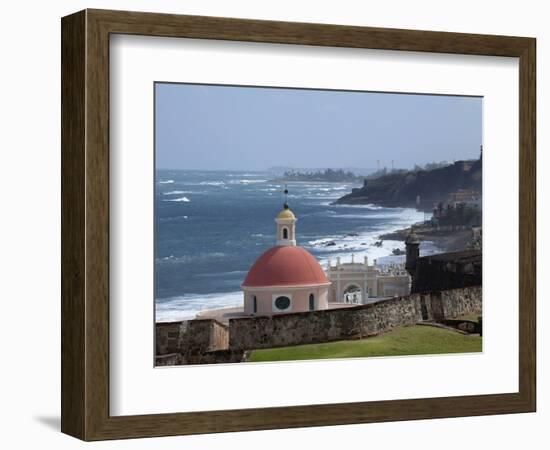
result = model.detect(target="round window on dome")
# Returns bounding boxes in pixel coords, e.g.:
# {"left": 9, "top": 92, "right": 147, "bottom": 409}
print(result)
{"left": 274, "top": 296, "right": 291, "bottom": 310}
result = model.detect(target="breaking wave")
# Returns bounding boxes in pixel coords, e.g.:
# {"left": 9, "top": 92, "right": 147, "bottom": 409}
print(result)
{"left": 228, "top": 179, "right": 268, "bottom": 185}
{"left": 199, "top": 181, "right": 225, "bottom": 186}
{"left": 156, "top": 291, "right": 243, "bottom": 322}
{"left": 162, "top": 190, "right": 189, "bottom": 195}
{"left": 156, "top": 252, "right": 227, "bottom": 265}
{"left": 165, "top": 196, "right": 190, "bottom": 202}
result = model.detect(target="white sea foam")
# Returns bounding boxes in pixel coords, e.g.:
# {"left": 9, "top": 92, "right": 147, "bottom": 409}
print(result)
{"left": 162, "top": 190, "right": 189, "bottom": 195}
{"left": 228, "top": 179, "right": 268, "bottom": 185}
{"left": 304, "top": 207, "right": 428, "bottom": 265}
{"left": 199, "top": 181, "right": 225, "bottom": 186}
{"left": 165, "top": 196, "right": 190, "bottom": 202}
{"left": 158, "top": 179, "right": 175, "bottom": 184}
{"left": 194, "top": 270, "right": 247, "bottom": 278}
{"left": 158, "top": 215, "right": 189, "bottom": 222}
{"left": 307, "top": 196, "right": 344, "bottom": 201}
{"left": 156, "top": 252, "right": 227, "bottom": 264}
{"left": 155, "top": 291, "right": 243, "bottom": 322}
{"left": 227, "top": 173, "right": 265, "bottom": 178}
{"left": 316, "top": 239, "right": 405, "bottom": 267}
{"left": 323, "top": 202, "right": 384, "bottom": 210}
{"left": 308, "top": 237, "right": 339, "bottom": 246}
{"left": 329, "top": 186, "right": 350, "bottom": 190}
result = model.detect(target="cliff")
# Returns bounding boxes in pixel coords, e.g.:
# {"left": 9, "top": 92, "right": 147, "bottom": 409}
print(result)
{"left": 335, "top": 159, "right": 482, "bottom": 210}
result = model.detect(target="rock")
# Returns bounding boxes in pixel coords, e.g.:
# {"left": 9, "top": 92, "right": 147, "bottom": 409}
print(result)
{"left": 392, "top": 248, "right": 406, "bottom": 256}
{"left": 335, "top": 158, "right": 482, "bottom": 211}
{"left": 325, "top": 241, "right": 336, "bottom": 247}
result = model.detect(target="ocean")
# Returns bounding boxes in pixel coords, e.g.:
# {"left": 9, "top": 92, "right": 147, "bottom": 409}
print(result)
{"left": 155, "top": 170, "right": 435, "bottom": 322}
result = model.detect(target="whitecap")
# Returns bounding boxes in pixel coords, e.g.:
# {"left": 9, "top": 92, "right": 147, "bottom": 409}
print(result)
{"left": 156, "top": 252, "right": 227, "bottom": 264}
{"left": 329, "top": 186, "right": 349, "bottom": 191}
{"left": 158, "top": 215, "right": 189, "bottom": 222}
{"left": 331, "top": 203, "right": 384, "bottom": 210}
{"left": 165, "top": 196, "right": 190, "bottom": 203}
{"left": 162, "top": 191, "right": 189, "bottom": 195}
{"left": 195, "top": 270, "right": 247, "bottom": 278}
{"left": 227, "top": 173, "right": 266, "bottom": 178}
{"left": 228, "top": 179, "right": 268, "bottom": 185}
{"left": 158, "top": 179, "right": 175, "bottom": 184}
{"left": 199, "top": 181, "right": 225, "bottom": 186}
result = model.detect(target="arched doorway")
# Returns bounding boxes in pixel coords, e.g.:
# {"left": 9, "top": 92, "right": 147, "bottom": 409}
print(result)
{"left": 343, "top": 285, "right": 362, "bottom": 304}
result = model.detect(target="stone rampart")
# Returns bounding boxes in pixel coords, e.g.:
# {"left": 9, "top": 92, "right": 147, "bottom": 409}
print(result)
{"left": 155, "top": 286, "right": 481, "bottom": 364}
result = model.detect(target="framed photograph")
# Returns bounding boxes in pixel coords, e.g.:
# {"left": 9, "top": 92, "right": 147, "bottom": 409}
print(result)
{"left": 61, "top": 9, "right": 536, "bottom": 440}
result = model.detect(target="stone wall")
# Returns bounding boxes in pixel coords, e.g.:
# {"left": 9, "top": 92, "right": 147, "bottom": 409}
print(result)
{"left": 229, "top": 286, "right": 481, "bottom": 351}
{"left": 155, "top": 353, "right": 183, "bottom": 366}
{"left": 155, "top": 286, "right": 481, "bottom": 364}
{"left": 156, "top": 319, "right": 229, "bottom": 356}
{"left": 440, "top": 285, "right": 482, "bottom": 318}
{"left": 156, "top": 321, "right": 186, "bottom": 355}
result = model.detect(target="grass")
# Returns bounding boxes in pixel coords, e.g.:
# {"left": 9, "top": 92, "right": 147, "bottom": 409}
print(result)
{"left": 249, "top": 325, "right": 482, "bottom": 362}
{"left": 453, "top": 313, "right": 482, "bottom": 322}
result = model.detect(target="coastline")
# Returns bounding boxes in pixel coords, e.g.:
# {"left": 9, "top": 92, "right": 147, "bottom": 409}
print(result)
{"left": 155, "top": 170, "right": 470, "bottom": 323}
{"left": 379, "top": 226, "right": 472, "bottom": 253}
{"left": 156, "top": 205, "right": 428, "bottom": 323}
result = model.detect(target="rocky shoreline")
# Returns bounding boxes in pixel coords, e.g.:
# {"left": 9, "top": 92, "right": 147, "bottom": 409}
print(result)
{"left": 379, "top": 227, "right": 472, "bottom": 253}
{"left": 334, "top": 158, "right": 482, "bottom": 212}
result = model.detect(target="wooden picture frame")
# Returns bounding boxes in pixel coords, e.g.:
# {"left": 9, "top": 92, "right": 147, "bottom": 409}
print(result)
{"left": 61, "top": 9, "right": 536, "bottom": 441}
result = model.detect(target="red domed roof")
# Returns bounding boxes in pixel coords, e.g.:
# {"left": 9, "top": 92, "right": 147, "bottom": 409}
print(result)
{"left": 242, "top": 246, "right": 330, "bottom": 288}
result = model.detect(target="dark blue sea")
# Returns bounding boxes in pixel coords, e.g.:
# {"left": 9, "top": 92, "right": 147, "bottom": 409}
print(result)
{"left": 155, "top": 170, "right": 431, "bottom": 321}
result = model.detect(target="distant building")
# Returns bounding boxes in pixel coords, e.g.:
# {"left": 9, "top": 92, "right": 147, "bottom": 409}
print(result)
{"left": 447, "top": 189, "right": 482, "bottom": 208}
{"left": 326, "top": 255, "right": 410, "bottom": 304}
{"left": 405, "top": 231, "right": 482, "bottom": 294}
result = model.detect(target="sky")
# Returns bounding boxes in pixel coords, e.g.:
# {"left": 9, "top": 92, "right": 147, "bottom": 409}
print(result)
{"left": 155, "top": 83, "right": 482, "bottom": 171}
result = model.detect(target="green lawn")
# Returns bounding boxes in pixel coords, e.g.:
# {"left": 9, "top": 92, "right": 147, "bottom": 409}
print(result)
{"left": 249, "top": 325, "right": 482, "bottom": 362}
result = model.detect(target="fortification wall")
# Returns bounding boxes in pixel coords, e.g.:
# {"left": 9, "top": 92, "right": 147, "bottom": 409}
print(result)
{"left": 440, "top": 286, "right": 482, "bottom": 318}
{"left": 156, "top": 319, "right": 229, "bottom": 356}
{"left": 412, "top": 252, "right": 482, "bottom": 294}
{"left": 155, "top": 286, "right": 481, "bottom": 364}
{"left": 229, "top": 286, "right": 481, "bottom": 350}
